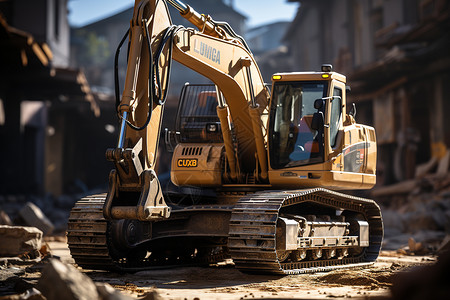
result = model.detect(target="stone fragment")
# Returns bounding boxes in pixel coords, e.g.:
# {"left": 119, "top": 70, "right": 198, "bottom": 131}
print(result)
{"left": 96, "top": 282, "right": 135, "bottom": 300}
{"left": 0, "top": 210, "right": 13, "bottom": 225}
{"left": 19, "top": 202, "right": 54, "bottom": 235}
{"left": 437, "top": 150, "right": 450, "bottom": 177}
{"left": 141, "top": 290, "right": 163, "bottom": 300}
{"left": 2, "top": 288, "right": 46, "bottom": 300}
{"left": 0, "top": 225, "right": 43, "bottom": 257}
{"left": 37, "top": 259, "right": 99, "bottom": 300}
{"left": 408, "top": 237, "right": 423, "bottom": 253}
{"left": 0, "top": 266, "right": 26, "bottom": 282}
{"left": 437, "top": 235, "right": 450, "bottom": 255}
{"left": 415, "top": 157, "right": 438, "bottom": 178}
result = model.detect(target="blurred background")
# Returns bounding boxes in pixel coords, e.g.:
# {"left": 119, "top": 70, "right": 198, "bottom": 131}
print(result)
{"left": 0, "top": 0, "right": 450, "bottom": 248}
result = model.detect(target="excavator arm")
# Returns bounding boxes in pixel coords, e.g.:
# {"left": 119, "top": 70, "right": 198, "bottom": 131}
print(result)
{"left": 103, "top": 0, "right": 269, "bottom": 221}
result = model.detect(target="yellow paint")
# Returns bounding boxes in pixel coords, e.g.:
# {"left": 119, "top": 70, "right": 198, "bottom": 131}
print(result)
{"left": 431, "top": 142, "right": 447, "bottom": 159}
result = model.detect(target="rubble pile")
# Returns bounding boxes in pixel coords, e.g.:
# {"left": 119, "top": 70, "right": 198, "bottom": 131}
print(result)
{"left": 1, "top": 257, "right": 162, "bottom": 300}
{"left": 0, "top": 193, "right": 91, "bottom": 234}
{"left": 18, "top": 203, "right": 54, "bottom": 236}
{"left": 36, "top": 259, "right": 100, "bottom": 300}
{"left": 0, "top": 226, "right": 43, "bottom": 259}
{"left": 0, "top": 193, "right": 162, "bottom": 299}
{"left": 372, "top": 152, "right": 450, "bottom": 253}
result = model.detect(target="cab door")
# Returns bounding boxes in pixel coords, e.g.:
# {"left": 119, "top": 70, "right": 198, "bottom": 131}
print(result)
{"left": 325, "top": 80, "right": 345, "bottom": 160}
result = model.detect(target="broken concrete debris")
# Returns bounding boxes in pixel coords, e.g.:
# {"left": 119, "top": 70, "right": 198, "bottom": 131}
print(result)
{"left": 37, "top": 259, "right": 99, "bottom": 300}
{"left": 0, "top": 288, "right": 46, "bottom": 300}
{"left": 371, "top": 151, "right": 450, "bottom": 254}
{"left": 415, "top": 156, "right": 438, "bottom": 179}
{"left": 95, "top": 282, "right": 135, "bottom": 300}
{"left": 18, "top": 202, "right": 54, "bottom": 236}
{"left": 371, "top": 179, "right": 417, "bottom": 197}
{"left": 395, "top": 237, "right": 429, "bottom": 256}
{"left": 0, "top": 225, "right": 42, "bottom": 258}
{"left": 34, "top": 259, "right": 162, "bottom": 300}
{"left": 0, "top": 255, "right": 161, "bottom": 300}
{"left": 0, "top": 210, "right": 13, "bottom": 226}
{"left": 140, "top": 290, "right": 163, "bottom": 300}
{"left": 436, "top": 150, "right": 450, "bottom": 177}
{"left": 437, "top": 235, "right": 450, "bottom": 255}
{"left": 0, "top": 193, "right": 84, "bottom": 234}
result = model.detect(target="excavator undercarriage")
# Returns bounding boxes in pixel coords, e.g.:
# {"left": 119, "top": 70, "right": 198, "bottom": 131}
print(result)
{"left": 67, "top": 188, "right": 382, "bottom": 274}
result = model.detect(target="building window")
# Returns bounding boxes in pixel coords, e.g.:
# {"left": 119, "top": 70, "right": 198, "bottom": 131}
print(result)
{"left": 54, "top": 0, "right": 60, "bottom": 39}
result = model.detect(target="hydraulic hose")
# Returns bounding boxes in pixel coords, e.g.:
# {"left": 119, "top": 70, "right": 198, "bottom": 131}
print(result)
{"left": 166, "top": 0, "right": 188, "bottom": 13}
{"left": 114, "top": 29, "right": 130, "bottom": 110}
{"left": 114, "top": 21, "right": 181, "bottom": 131}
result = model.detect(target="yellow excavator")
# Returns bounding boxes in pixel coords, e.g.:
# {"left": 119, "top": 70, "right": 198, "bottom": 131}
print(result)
{"left": 67, "top": 0, "right": 383, "bottom": 274}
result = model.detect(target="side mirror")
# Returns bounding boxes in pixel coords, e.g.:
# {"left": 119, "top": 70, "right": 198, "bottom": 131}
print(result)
{"left": 349, "top": 103, "right": 357, "bottom": 118}
{"left": 314, "top": 99, "right": 324, "bottom": 110}
{"left": 311, "top": 111, "right": 324, "bottom": 131}
{"left": 164, "top": 128, "right": 180, "bottom": 153}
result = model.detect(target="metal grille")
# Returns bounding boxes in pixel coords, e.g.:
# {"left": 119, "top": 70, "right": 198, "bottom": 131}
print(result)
{"left": 181, "top": 146, "right": 203, "bottom": 156}
{"left": 176, "top": 84, "right": 223, "bottom": 143}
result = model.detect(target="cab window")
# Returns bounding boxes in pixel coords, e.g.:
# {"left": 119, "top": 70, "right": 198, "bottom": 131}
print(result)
{"left": 269, "top": 81, "right": 327, "bottom": 169}
{"left": 330, "top": 87, "right": 342, "bottom": 148}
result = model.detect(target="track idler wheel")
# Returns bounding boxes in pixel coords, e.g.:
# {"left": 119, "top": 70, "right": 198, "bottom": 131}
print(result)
{"left": 324, "top": 249, "right": 336, "bottom": 259}
{"left": 311, "top": 249, "right": 322, "bottom": 260}
{"left": 337, "top": 248, "right": 349, "bottom": 259}
{"left": 291, "top": 249, "right": 307, "bottom": 261}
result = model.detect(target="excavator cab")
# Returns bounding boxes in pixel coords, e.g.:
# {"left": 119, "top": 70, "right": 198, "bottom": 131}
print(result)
{"left": 267, "top": 68, "right": 377, "bottom": 190}
{"left": 170, "top": 66, "right": 377, "bottom": 190}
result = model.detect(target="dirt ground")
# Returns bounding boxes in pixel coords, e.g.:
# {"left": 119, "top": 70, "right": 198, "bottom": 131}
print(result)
{"left": 24, "top": 238, "right": 435, "bottom": 300}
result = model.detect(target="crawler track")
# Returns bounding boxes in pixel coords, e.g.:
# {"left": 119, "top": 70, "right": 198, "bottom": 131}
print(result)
{"left": 67, "top": 194, "right": 228, "bottom": 272}
{"left": 228, "top": 188, "right": 383, "bottom": 274}
{"left": 67, "top": 188, "right": 383, "bottom": 274}
{"left": 66, "top": 195, "right": 116, "bottom": 270}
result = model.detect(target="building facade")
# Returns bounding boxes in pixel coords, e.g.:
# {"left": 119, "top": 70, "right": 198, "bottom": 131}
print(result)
{"left": 0, "top": 0, "right": 113, "bottom": 196}
{"left": 246, "top": 21, "right": 292, "bottom": 82}
{"left": 285, "top": 0, "right": 450, "bottom": 185}
{"left": 70, "top": 0, "right": 246, "bottom": 97}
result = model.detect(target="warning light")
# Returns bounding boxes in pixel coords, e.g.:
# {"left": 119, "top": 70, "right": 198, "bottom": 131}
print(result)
{"left": 322, "top": 74, "right": 330, "bottom": 78}
{"left": 272, "top": 75, "right": 282, "bottom": 80}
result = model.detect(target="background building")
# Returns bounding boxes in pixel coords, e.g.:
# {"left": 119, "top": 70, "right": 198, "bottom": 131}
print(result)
{"left": 70, "top": 0, "right": 246, "bottom": 97}
{"left": 0, "top": 0, "right": 113, "bottom": 196}
{"left": 2, "top": 0, "right": 449, "bottom": 197}
{"left": 246, "top": 21, "right": 292, "bottom": 82}
{"left": 285, "top": 0, "right": 450, "bottom": 185}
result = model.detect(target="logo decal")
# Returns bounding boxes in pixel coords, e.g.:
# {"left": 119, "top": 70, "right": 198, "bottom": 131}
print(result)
{"left": 280, "top": 171, "right": 298, "bottom": 177}
{"left": 177, "top": 159, "right": 198, "bottom": 168}
{"left": 193, "top": 39, "right": 221, "bottom": 64}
